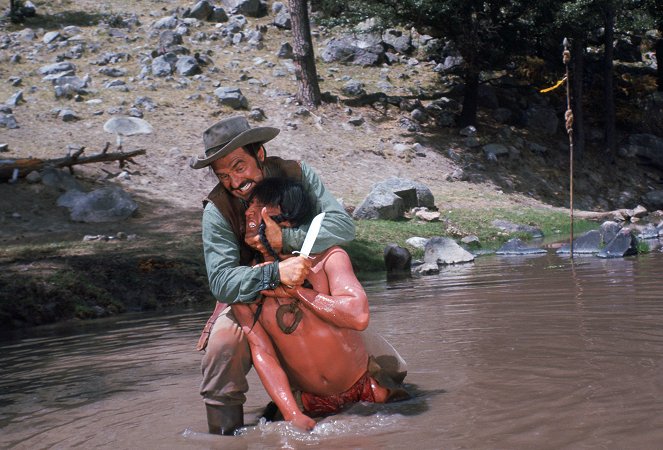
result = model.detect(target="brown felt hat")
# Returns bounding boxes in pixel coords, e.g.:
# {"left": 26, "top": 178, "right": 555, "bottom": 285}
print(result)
{"left": 189, "top": 116, "right": 279, "bottom": 169}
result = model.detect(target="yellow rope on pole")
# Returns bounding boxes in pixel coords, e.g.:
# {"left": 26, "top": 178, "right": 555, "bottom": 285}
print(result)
{"left": 539, "top": 77, "right": 567, "bottom": 93}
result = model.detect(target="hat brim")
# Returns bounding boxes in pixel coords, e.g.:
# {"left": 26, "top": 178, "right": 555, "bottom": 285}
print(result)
{"left": 189, "top": 126, "right": 280, "bottom": 169}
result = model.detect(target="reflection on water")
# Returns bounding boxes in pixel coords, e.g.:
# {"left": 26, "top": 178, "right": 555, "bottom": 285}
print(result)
{"left": 2, "top": 249, "right": 663, "bottom": 449}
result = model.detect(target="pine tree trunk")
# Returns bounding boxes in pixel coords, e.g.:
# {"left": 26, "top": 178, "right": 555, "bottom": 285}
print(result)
{"left": 458, "top": 70, "right": 479, "bottom": 127}
{"left": 571, "top": 38, "right": 585, "bottom": 161}
{"left": 603, "top": 4, "right": 616, "bottom": 163}
{"left": 288, "top": 0, "right": 321, "bottom": 107}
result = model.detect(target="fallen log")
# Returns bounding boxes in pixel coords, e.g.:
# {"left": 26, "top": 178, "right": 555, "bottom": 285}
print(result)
{"left": 0, "top": 144, "right": 146, "bottom": 181}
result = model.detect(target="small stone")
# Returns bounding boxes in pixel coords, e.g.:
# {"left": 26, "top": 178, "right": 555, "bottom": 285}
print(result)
{"left": 25, "top": 171, "right": 41, "bottom": 183}
{"left": 116, "top": 231, "right": 127, "bottom": 240}
{"left": 0, "top": 143, "right": 9, "bottom": 152}
{"left": 11, "top": 212, "right": 22, "bottom": 219}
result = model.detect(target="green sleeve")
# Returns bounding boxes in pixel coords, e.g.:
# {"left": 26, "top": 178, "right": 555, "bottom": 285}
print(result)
{"left": 281, "top": 161, "right": 356, "bottom": 254}
{"left": 202, "top": 202, "right": 280, "bottom": 303}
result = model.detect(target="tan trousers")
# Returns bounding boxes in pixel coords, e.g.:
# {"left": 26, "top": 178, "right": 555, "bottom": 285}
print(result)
{"left": 199, "top": 304, "right": 408, "bottom": 407}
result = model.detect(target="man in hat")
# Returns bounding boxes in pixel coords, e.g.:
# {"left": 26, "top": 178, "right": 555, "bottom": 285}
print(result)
{"left": 190, "top": 115, "right": 359, "bottom": 435}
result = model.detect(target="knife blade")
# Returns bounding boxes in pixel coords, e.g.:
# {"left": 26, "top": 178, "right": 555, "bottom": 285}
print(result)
{"left": 293, "top": 212, "right": 325, "bottom": 257}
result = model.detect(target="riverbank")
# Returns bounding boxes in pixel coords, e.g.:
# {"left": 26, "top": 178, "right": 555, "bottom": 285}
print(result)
{"left": 1, "top": 201, "right": 600, "bottom": 329}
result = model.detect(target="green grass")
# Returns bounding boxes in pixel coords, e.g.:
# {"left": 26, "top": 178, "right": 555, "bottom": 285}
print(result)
{"left": 344, "top": 207, "right": 598, "bottom": 275}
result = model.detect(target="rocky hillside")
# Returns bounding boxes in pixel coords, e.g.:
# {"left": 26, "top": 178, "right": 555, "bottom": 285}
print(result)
{"left": 1, "top": 0, "right": 663, "bottom": 235}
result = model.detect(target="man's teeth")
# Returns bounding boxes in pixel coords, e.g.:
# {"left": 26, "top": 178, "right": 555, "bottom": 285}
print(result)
{"left": 240, "top": 182, "right": 252, "bottom": 192}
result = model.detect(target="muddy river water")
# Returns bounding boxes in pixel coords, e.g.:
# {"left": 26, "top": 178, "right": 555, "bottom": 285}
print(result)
{"left": 1, "top": 247, "right": 663, "bottom": 449}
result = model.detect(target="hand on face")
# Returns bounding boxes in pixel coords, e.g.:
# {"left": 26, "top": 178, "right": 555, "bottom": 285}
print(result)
{"left": 245, "top": 204, "right": 284, "bottom": 259}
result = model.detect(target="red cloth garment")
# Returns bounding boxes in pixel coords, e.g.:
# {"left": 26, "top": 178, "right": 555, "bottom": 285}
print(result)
{"left": 300, "top": 371, "right": 379, "bottom": 416}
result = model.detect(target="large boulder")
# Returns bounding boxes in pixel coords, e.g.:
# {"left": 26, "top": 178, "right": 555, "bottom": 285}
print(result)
{"left": 424, "top": 237, "right": 475, "bottom": 264}
{"left": 353, "top": 188, "right": 404, "bottom": 220}
{"left": 184, "top": 0, "right": 214, "bottom": 20}
{"left": 320, "top": 37, "right": 385, "bottom": 66}
{"left": 220, "top": 0, "right": 263, "bottom": 17}
{"left": 374, "top": 178, "right": 435, "bottom": 210}
{"left": 556, "top": 229, "right": 602, "bottom": 255}
{"left": 597, "top": 228, "right": 638, "bottom": 258}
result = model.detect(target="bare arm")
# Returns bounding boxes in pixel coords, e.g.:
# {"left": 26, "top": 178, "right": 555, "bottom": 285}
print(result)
{"left": 263, "top": 248, "right": 369, "bottom": 330}
{"left": 231, "top": 304, "right": 316, "bottom": 431}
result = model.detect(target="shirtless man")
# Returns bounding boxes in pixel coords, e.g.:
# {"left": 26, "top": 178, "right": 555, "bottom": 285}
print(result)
{"left": 233, "top": 178, "right": 408, "bottom": 431}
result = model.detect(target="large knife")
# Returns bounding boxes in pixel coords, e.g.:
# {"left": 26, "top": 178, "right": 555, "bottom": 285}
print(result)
{"left": 293, "top": 212, "right": 325, "bottom": 257}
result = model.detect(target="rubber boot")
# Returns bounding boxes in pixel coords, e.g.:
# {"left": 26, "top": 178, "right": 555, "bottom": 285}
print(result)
{"left": 206, "top": 404, "right": 244, "bottom": 435}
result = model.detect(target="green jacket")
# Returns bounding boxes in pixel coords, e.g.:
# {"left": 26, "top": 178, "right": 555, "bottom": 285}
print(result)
{"left": 201, "top": 161, "right": 355, "bottom": 304}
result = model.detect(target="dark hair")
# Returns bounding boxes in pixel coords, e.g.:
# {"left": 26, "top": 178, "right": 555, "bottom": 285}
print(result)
{"left": 250, "top": 177, "right": 314, "bottom": 227}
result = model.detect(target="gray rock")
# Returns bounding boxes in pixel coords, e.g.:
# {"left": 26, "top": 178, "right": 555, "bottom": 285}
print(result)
{"left": 152, "top": 16, "right": 179, "bottom": 29}
{"left": 600, "top": 221, "right": 622, "bottom": 244}
{"left": 353, "top": 188, "right": 404, "bottom": 220}
{"left": 39, "top": 61, "right": 76, "bottom": 76}
{"left": 152, "top": 54, "right": 175, "bottom": 77}
{"left": 103, "top": 116, "right": 153, "bottom": 138}
{"left": 597, "top": 229, "right": 638, "bottom": 258}
{"left": 413, "top": 262, "right": 439, "bottom": 275}
{"left": 43, "top": 31, "right": 61, "bottom": 44}
{"left": 483, "top": 143, "right": 509, "bottom": 159}
{"left": 382, "top": 29, "right": 412, "bottom": 54}
{"left": 421, "top": 236, "right": 475, "bottom": 266}
{"left": 176, "top": 56, "right": 201, "bottom": 76}
{"left": 186, "top": 0, "right": 214, "bottom": 20}
{"left": 556, "top": 230, "right": 602, "bottom": 254}
{"left": 348, "top": 116, "right": 364, "bottom": 126}
{"left": 496, "top": 238, "right": 547, "bottom": 255}
{"left": 342, "top": 80, "right": 365, "bottom": 97}
{"left": 406, "top": 236, "right": 429, "bottom": 249}
{"left": 58, "top": 109, "right": 79, "bottom": 122}
{"left": 41, "top": 168, "right": 84, "bottom": 191}
{"left": 221, "top": 0, "right": 261, "bottom": 16}
{"left": 492, "top": 219, "right": 544, "bottom": 238}
{"left": 0, "top": 143, "right": 8, "bottom": 152}
{"left": 459, "top": 125, "right": 476, "bottom": 137}
{"left": 272, "top": 1, "right": 285, "bottom": 14}
{"left": 99, "top": 67, "right": 127, "bottom": 77}
{"left": 273, "top": 10, "right": 291, "bottom": 29}
{"left": 214, "top": 86, "right": 249, "bottom": 109}
{"left": 276, "top": 42, "right": 294, "bottom": 59}
{"left": 210, "top": 7, "right": 229, "bottom": 22}
{"left": 374, "top": 178, "right": 435, "bottom": 209}
{"left": 57, "top": 186, "right": 138, "bottom": 223}
{"left": 636, "top": 224, "right": 659, "bottom": 240}
{"left": 5, "top": 91, "right": 24, "bottom": 107}
{"left": 25, "top": 170, "right": 41, "bottom": 183}
{"left": 321, "top": 37, "right": 384, "bottom": 66}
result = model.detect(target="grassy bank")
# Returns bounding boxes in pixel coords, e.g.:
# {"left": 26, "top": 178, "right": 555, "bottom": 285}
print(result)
{"left": 1, "top": 207, "right": 596, "bottom": 329}
{"left": 345, "top": 207, "right": 597, "bottom": 272}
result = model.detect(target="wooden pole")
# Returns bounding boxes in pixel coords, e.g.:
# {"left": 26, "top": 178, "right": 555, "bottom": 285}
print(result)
{"left": 563, "top": 38, "right": 574, "bottom": 258}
